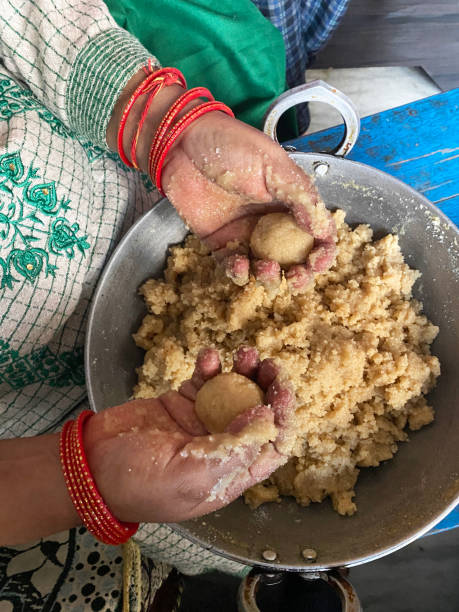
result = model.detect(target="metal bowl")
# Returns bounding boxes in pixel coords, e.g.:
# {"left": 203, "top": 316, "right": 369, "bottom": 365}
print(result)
{"left": 86, "top": 150, "right": 459, "bottom": 572}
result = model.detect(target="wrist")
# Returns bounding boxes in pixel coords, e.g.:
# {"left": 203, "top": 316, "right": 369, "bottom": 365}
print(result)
{"left": 82, "top": 413, "right": 134, "bottom": 523}
{"left": 107, "top": 67, "right": 210, "bottom": 177}
{"left": 60, "top": 411, "right": 139, "bottom": 543}
{"left": 107, "top": 68, "right": 184, "bottom": 173}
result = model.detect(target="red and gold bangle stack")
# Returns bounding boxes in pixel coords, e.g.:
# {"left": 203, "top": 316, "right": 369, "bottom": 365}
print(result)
{"left": 60, "top": 410, "right": 139, "bottom": 545}
{"left": 117, "top": 65, "right": 187, "bottom": 169}
{"left": 148, "top": 87, "right": 235, "bottom": 195}
{"left": 117, "top": 63, "right": 234, "bottom": 195}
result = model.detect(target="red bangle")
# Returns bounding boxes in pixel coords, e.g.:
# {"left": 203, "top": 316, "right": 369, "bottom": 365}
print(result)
{"left": 60, "top": 410, "right": 139, "bottom": 545}
{"left": 130, "top": 89, "right": 157, "bottom": 170}
{"left": 151, "top": 100, "right": 234, "bottom": 195}
{"left": 147, "top": 86, "right": 214, "bottom": 181}
{"left": 117, "top": 66, "right": 186, "bottom": 168}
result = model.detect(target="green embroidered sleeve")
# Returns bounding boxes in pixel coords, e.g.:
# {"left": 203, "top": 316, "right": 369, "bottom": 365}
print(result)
{"left": 0, "top": 0, "right": 159, "bottom": 148}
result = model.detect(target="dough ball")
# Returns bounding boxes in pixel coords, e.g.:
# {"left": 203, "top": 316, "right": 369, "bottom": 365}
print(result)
{"left": 250, "top": 212, "right": 314, "bottom": 267}
{"left": 195, "top": 372, "right": 264, "bottom": 433}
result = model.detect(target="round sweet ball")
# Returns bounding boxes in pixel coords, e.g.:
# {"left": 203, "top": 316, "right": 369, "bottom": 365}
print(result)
{"left": 250, "top": 212, "right": 314, "bottom": 267}
{"left": 195, "top": 372, "right": 264, "bottom": 433}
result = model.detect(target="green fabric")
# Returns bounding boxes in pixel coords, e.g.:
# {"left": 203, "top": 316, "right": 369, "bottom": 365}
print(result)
{"left": 104, "top": 0, "right": 295, "bottom": 137}
{"left": 68, "top": 28, "right": 153, "bottom": 148}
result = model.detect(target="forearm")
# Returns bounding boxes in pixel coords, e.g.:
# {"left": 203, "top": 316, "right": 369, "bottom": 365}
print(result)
{"left": 0, "top": 434, "right": 80, "bottom": 546}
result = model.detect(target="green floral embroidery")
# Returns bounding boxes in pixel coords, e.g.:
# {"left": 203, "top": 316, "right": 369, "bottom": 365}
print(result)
{"left": 1, "top": 248, "right": 56, "bottom": 289}
{"left": 80, "top": 141, "right": 106, "bottom": 162}
{"left": 0, "top": 76, "right": 42, "bottom": 120}
{"left": 0, "top": 73, "right": 70, "bottom": 137}
{"left": 48, "top": 217, "right": 90, "bottom": 258}
{"left": 0, "top": 151, "right": 90, "bottom": 291}
{"left": 0, "top": 340, "right": 85, "bottom": 389}
{"left": 23, "top": 180, "right": 71, "bottom": 216}
{"left": 38, "top": 109, "right": 71, "bottom": 138}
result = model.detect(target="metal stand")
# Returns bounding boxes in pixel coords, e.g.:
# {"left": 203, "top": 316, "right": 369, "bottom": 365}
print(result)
{"left": 238, "top": 569, "right": 361, "bottom": 612}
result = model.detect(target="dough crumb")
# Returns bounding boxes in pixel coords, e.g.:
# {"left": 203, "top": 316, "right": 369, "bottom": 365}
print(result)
{"left": 244, "top": 483, "right": 281, "bottom": 509}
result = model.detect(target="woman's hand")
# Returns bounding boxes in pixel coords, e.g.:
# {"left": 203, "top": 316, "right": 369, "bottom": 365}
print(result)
{"left": 84, "top": 347, "right": 295, "bottom": 524}
{"left": 107, "top": 73, "right": 334, "bottom": 291}
{"left": 162, "top": 112, "right": 336, "bottom": 291}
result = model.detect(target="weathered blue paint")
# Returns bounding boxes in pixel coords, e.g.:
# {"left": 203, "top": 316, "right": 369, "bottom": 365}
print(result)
{"left": 288, "top": 88, "right": 459, "bottom": 226}
{"left": 288, "top": 90, "right": 459, "bottom": 534}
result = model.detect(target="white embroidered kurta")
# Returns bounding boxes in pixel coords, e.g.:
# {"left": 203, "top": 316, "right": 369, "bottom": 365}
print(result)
{"left": 0, "top": 1, "right": 246, "bottom": 600}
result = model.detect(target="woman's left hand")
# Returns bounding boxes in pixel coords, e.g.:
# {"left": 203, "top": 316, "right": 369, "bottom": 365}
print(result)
{"left": 83, "top": 347, "right": 295, "bottom": 524}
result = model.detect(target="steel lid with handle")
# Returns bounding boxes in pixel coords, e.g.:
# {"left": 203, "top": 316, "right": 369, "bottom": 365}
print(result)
{"left": 85, "top": 82, "right": 459, "bottom": 612}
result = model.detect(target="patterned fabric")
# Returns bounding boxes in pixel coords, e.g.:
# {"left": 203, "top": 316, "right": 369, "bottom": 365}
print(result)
{"left": 0, "top": 528, "right": 127, "bottom": 612}
{"left": 136, "top": 524, "right": 247, "bottom": 577}
{"left": 253, "top": 0, "right": 350, "bottom": 87}
{"left": 0, "top": 5, "right": 248, "bottom": 612}
{"left": 0, "top": 0, "right": 152, "bottom": 148}
{"left": 0, "top": 71, "right": 153, "bottom": 438}
{"left": 252, "top": 0, "right": 350, "bottom": 129}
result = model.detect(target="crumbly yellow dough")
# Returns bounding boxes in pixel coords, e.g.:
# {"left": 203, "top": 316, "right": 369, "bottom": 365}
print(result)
{"left": 250, "top": 212, "right": 314, "bottom": 266}
{"left": 195, "top": 372, "right": 264, "bottom": 433}
{"left": 133, "top": 210, "right": 440, "bottom": 515}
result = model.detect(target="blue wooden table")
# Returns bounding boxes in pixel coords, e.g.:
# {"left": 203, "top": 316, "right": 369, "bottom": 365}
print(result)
{"left": 289, "top": 89, "right": 459, "bottom": 535}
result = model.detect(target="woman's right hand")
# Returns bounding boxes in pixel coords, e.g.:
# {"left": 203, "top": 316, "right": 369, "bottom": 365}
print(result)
{"left": 108, "top": 76, "right": 336, "bottom": 293}
{"left": 84, "top": 347, "right": 295, "bottom": 524}
{"left": 162, "top": 111, "right": 336, "bottom": 291}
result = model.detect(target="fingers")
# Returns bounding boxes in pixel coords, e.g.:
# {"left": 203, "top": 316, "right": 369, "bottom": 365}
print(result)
{"left": 224, "top": 253, "right": 250, "bottom": 286}
{"left": 206, "top": 215, "right": 261, "bottom": 253}
{"left": 265, "top": 375, "right": 297, "bottom": 455}
{"left": 224, "top": 254, "right": 282, "bottom": 291}
{"left": 180, "top": 430, "right": 279, "bottom": 514}
{"left": 224, "top": 239, "right": 335, "bottom": 294}
{"left": 266, "top": 377, "right": 295, "bottom": 429}
{"left": 285, "top": 264, "right": 314, "bottom": 293}
{"left": 307, "top": 237, "right": 336, "bottom": 273}
{"left": 285, "top": 235, "right": 336, "bottom": 293}
{"left": 227, "top": 353, "right": 297, "bottom": 455}
{"left": 248, "top": 442, "right": 285, "bottom": 482}
{"left": 264, "top": 159, "right": 331, "bottom": 243}
{"left": 212, "top": 443, "right": 286, "bottom": 510}
{"left": 232, "top": 346, "right": 259, "bottom": 378}
{"left": 160, "top": 391, "right": 207, "bottom": 436}
{"left": 181, "top": 397, "right": 277, "bottom": 465}
{"left": 223, "top": 225, "right": 335, "bottom": 294}
{"left": 225, "top": 404, "right": 273, "bottom": 434}
{"left": 190, "top": 348, "right": 221, "bottom": 390}
{"left": 256, "top": 358, "right": 279, "bottom": 390}
{"left": 264, "top": 159, "right": 320, "bottom": 232}
{"left": 252, "top": 259, "right": 281, "bottom": 295}
{"left": 190, "top": 442, "right": 287, "bottom": 518}
{"left": 261, "top": 155, "right": 336, "bottom": 286}
{"left": 178, "top": 380, "right": 197, "bottom": 401}
{"left": 168, "top": 349, "right": 296, "bottom": 519}
{"left": 231, "top": 350, "right": 280, "bottom": 393}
